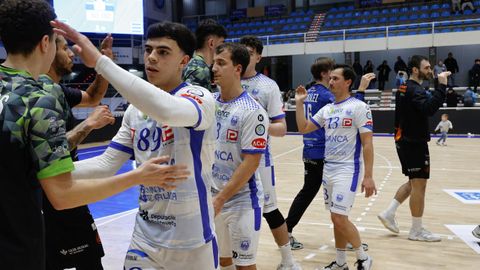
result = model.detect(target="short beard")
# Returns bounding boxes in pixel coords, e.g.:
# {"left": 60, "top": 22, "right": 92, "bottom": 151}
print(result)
{"left": 418, "top": 71, "right": 432, "bottom": 81}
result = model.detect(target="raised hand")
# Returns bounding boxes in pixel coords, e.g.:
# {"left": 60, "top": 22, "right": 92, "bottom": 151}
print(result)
{"left": 136, "top": 156, "right": 190, "bottom": 190}
{"left": 100, "top": 33, "right": 114, "bottom": 60}
{"left": 85, "top": 105, "right": 115, "bottom": 130}
{"left": 295, "top": 85, "right": 308, "bottom": 103}
{"left": 50, "top": 20, "right": 102, "bottom": 68}
{"left": 358, "top": 73, "right": 376, "bottom": 92}
{"left": 437, "top": 71, "right": 451, "bottom": 86}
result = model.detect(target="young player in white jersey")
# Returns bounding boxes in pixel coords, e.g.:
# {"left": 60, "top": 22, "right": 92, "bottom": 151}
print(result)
{"left": 295, "top": 65, "right": 377, "bottom": 270}
{"left": 211, "top": 42, "right": 268, "bottom": 270}
{"left": 239, "top": 36, "right": 300, "bottom": 270}
{"left": 61, "top": 22, "right": 219, "bottom": 269}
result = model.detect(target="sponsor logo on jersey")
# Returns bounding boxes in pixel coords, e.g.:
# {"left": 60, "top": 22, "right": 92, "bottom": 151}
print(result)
{"left": 161, "top": 125, "right": 174, "bottom": 142}
{"left": 181, "top": 93, "right": 203, "bottom": 104}
{"left": 186, "top": 88, "right": 205, "bottom": 97}
{"left": 255, "top": 124, "right": 265, "bottom": 135}
{"left": 328, "top": 107, "right": 343, "bottom": 115}
{"left": 366, "top": 110, "right": 372, "bottom": 119}
{"left": 216, "top": 109, "right": 230, "bottom": 119}
{"left": 257, "top": 114, "right": 264, "bottom": 122}
{"left": 215, "top": 150, "right": 234, "bottom": 161}
{"left": 252, "top": 138, "right": 267, "bottom": 148}
{"left": 342, "top": 118, "right": 352, "bottom": 127}
{"left": 326, "top": 135, "right": 348, "bottom": 143}
{"left": 227, "top": 129, "right": 238, "bottom": 142}
{"left": 365, "top": 120, "right": 373, "bottom": 126}
{"left": 336, "top": 194, "right": 344, "bottom": 202}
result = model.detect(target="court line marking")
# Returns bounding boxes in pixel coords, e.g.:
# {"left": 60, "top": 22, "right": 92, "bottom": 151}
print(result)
{"left": 96, "top": 209, "right": 137, "bottom": 227}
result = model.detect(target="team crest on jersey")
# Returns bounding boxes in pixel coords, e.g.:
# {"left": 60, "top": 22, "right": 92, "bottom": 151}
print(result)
{"left": 336, "top": 194, "right": 344, "bottom": 202}
{"left": 231, "top": 115, "right": 239, "bottom": 126}
{"left": 252, "top": 138, "right": 267, "bottom": 148}
{"left": 240, "top": 239, "right": 250, "bottom": 251}
{"left": 346, "top": 109, "right": 354, "bottom": 116}
{"left": 226, "top": 129, "right": 238, "bottom": 142}
{"left": 251, "top": 88, "right": 259, "bottom": 96}
{"left": 255, "top": 124, "right": 265, "bottom": 136}
{"left": 366, "top": 111, "right": 372, "bottom": 119}
{"left": 342, "top": 118, "right": 352, "bottom": 127}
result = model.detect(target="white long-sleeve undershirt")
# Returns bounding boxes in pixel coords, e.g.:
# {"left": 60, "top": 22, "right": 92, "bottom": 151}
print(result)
{"left": 72, "top": 147, "right": 131, "bottom": 179}
{"left": 95, "top": 55, "right": 199, "bottom": 127}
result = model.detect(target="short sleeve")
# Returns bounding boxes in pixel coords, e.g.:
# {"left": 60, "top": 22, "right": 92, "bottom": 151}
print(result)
{"left": 177, "top": 86, "right": 216, "bottom": 131}
{"left": 61, "top": 85, "right": 83, "bottom": 108}
{"left": 267, "top": 83, "right": 285, "bottom": 121}
{"left": 110, "top": 105, "right": 135, "bottom": 156}
{"left": 354, "top": 103, "right": 373, "bottom": 133}
{"left": 311, "top": 106, "right": 326, "bottom": 129}
{"left": 28, "top": 93, "right": 74, "bottom": 179}
{"left": 241, "top": 108, "right": 269, "bottom": 154}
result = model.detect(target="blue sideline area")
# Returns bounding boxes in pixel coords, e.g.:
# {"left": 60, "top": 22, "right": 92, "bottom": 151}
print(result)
{"left": 77, "top": 146, "right": 138, "bottom": 219}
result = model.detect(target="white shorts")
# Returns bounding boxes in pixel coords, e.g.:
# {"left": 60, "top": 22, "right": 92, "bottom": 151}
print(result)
{"left": 258, "top": 166, "right": 278, "bottom": 213}
{"left": 215, "top": 208, "right": 262, "bottom": 266}
{"left": 124, "top": 236, "right": 219, "bottom": 270}
{"left": 322, "top": 162, "right": 363, "bottom": 216}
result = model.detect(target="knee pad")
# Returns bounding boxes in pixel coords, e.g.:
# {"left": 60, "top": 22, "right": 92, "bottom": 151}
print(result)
{"left": 263, "top": 209, "right": 285, "bottom": 229}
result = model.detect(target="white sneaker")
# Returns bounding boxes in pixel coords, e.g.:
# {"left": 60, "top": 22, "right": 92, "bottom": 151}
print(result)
{"left": 354, "top": 256, "right": 373, "bottom": 270}
{"left": 377, "top": 211, "right": 400, "bottom": 233}
{"left": 277, "top": 261, "right": 303, "bottom": 270}
{"left": 408, "top": 228, "right": 441, "bottom": 242}
{"left": 322, "top": 261, "right": 349, "bottom": 270}
{"left": 472, "top": 225, "right": 480, "bottom": 239}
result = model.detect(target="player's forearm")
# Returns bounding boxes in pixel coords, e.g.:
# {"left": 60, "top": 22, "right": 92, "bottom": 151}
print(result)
{"left": 216, "top": 159, "right": 260, "bottom": 204}
{"left": 295, "top": 101, "right": 308, "bottom": 133}
{"left": 66, "top": 120, "right": 94, "bottom": 150}
{"left": 41, "top": 170, "right": 140, "bottom": 210}
{"left": 72, "top": 147, "right": 130, "bottom": 179}
{"left": 268, "top": 120, "right": 287, "bottom": 137}
{"left": 362, "top": 140, "right": 374, "bottom": 178}
{"left": 83, "top": 74, "right": 109, "bottom": 106}
{"left": 95, "top": 56, "right": 199, "bottom": 126}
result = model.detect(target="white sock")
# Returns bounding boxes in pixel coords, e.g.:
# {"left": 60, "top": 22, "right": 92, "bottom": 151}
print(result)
{"left": 336, "top": 248, "right": 347, "bottom": 266}
{"left": 355, "top": 247, "right": 368, "bottom": 261}
{"left": 385, "top": 199, "right": 401, "bottom": 216}
{"left": 221, "top": 265, "right": 235, "bottom": 270}
{"left": 288, "top": 232, "right": 292, "bottom": 238}
{"left": 279, "top": 242, "right": 294, "bottom": 265}
{"left": 412, "top": 216, "right": 423, "bottom": 231}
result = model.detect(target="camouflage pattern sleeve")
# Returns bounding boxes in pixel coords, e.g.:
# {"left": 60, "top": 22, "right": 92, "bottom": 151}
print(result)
{"left": 182, "top": 55, "right": 212, "bottom": 92}
{"left": 27, "top": 90, "right": 74, "bottom": 179}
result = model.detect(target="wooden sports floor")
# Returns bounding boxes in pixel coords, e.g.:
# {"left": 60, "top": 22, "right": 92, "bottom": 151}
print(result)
{"left": 87, "top": 135, "right": 480, "bottom": 269}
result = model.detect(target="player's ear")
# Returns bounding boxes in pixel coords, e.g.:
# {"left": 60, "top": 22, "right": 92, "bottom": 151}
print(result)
{"left": 180, "top": 54, "right": 190, "bottom": 69}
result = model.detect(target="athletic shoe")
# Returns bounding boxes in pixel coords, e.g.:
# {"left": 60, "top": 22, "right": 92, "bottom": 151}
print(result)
{"left": 436, "top": 141, "right": 441, "bottom": 146}
{"left": 377, "top": 211, "right": 400, "bottom": 233}
{"left": 408, "top": 228, "right": 441, "bottom": 242}
{"left": 323, "top": 261, "right": 349, "bottom": 270}
{"left": 345, "top": 243, "right": 369, "bottom": 251}
{"left": 289, "top": 235, "right": 304, "bottom": 250}
{"left": 277, "top": 261, "right": 303, "bottom": 270}
{"left": 472, "top": 225, "right": 480, "bottom": 239}
{"left": 354, "top": 256, "right": 372, "bottom": 270}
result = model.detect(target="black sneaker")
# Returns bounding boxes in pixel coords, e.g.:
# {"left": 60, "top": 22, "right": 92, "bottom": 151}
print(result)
{"left": 354, "top": 256, "right": 372, "bottom": 270}
{"left": 323, "top": 261, "right": 349, "bottom": 270}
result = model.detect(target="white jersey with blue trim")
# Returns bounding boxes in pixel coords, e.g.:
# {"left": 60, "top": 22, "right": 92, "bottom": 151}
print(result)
{"left": 110, "top": 82, "right": 216, "bottom": 249}
{"left": 241, "top": 73, "right": 285, "bottom": 167}
{"left": 212, "top": 91, "right": 268, "bottom": 211}
{"left": 311, "top": 97, "right": 373, "bottom": 164}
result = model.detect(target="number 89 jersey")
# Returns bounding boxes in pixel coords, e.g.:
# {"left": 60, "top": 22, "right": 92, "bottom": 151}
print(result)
{"left": 212, "top": 91, "right": 268, "bottom": 211}
{"left": 311, "top": 97, "right": 373, "bottom": 164}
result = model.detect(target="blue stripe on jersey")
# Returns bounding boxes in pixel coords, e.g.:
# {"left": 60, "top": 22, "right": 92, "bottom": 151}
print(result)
{"left": 254, "top": 207, "right": 261, "bottom": 231}
{"left": 350, "top": 132, "right": 362, "bottom": 192}
{"left": 334, "top": 96, "right": 353, "bottom": 105}
{"left": 127, "top": 249, "right": 149, "bottom": 258}
{"left": 265, "top": 143, "right": 271, "bottom": 167}
{"left": 270, "top": 114, "right": 286, "bottom": 121}
{"left": 170, "top": 82, "right": 188, "bottom": 96}
{"left": 362, "top": 125, "right": 373, "bottom": 131}
{"left": 183, "top": 97, "right": 202, "bottom": 128}
{"left": 189, "top": 129, "right": 214, "bottom": 243}
{"left": 248, "top": 175, "right": 261, "bottom": 231}
{"left": 242, "top": 149, "right": 266, "bottom": 154}
{"left": 109, "top": 141, "right": 134, "bottom": 156}
{"left": 310, "top": 117, "right": 322, "bottom": 129}
{"left": 271, "top": 166, "right": 275, "bottom": 186}
{"left": 212, "top": 237, "right": 219, "bottom": 268}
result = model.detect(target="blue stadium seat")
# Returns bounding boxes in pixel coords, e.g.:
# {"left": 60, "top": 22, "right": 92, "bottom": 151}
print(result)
{"left": 382, "top": 9, "right": 390, "bottom": 15}
{"left": 333, "top": 21, "right": 341, "bottom": 27}
{"left": 327, "top": 14, "right": 335, "bottom": 19}
{"left": 441, "top": 11, "right": 450, "bottom": 17}
{"left": 291, "top": 24, "right": 299, "bottom": 30}
{"left": 464, "top": 9, "right": 473, "bottom": 15}
{"left": 299, "top": 24, "right": 307, "bottom": 30}
{"left": 287, "top": 18, "right": 294, "bottom": 23}
{"left": 248, "top": 22, "right": 255, "bottom": 27}
{"left": 279, "top": 19, "right": 286, "bottom": 24}
{"left": 379, "top": 17, "right": 387, "bottom": 23}
{"left": 391, "top": 8, "right": 399, "bottom": 14}
{"left": 440, "top": 28, "right": 452, "bottom": 33}
{"left": 347, "top": 6, "right": 354, "bottom": 11}
{"left": 419, "top": 29, "right": 429, "bottom": 34}
{"left": 399, "top": 15, "right": 408, "bottom": 21}
{"left": 400, "top": 7, "right": 409, "bottom": 13}
{"left": 409, "top": 14, "right": 418, "bottom": 20}
{"left": 453, "top": 28, "right": 462, "bottom": 32}
{"left": 431, "top": 4, "right": 440, "bottom": 9}
{"left": 306, "top": 10, "right": 314, "bottom": 15}
{"left": 372, "top": 10, "right": 380, "bottom": 16}
{"left": 351, "top": 19, "right": 359, "bottom": 25}
{"left": 267, "top": 27, "right": 273, "bottom": 32}
{"left": 255, "top": 21, "right": 261, "bottom": 26}
{"left": 465, "top": 26, "right": 475, "bottom": 31}
{"left": 282, "top": 25, "right": 290, "bottom": 31}
{"left": 441, "top": 3, "right": 450, "bottom": 9}
{"left": 430, "top": 12, "right": 440, "bottom": 18}
{"left": 325, "top": 21, "right": 332, "bottom": 27}
{"left": 240, "top": 22, "right": 247, "bottom": 27}
{"left": 420, "top": 5, "right": 429, "bottom": 11}
{"left": 228, "top": 30, "right": 234, "bottom": 36}
{"left": 258, "top": 28, "right": 265, "bottom": 34}
{"left": 389, "top": 16, "right": 398, "bottom": 23}
{"left": 330, "top": 7, "right": 338, "bottom": 12}
{"left": 335, "top": 13, "right": 344, "bottom": 19}
{"left": 420, "top": 13, "right": 429, "bottom": 19}
{"left": 342, "top": 20, "right": 350, "bottom": 26}
{"left": 360, "top": 18, "right": 368, "bottom": 24}
{"left": 339, "top": 6, "right": 346, "bottom": 11}
{"left": 295, "top": 17, "right": 302, "bottom": 23}
{"left": 369, "top": 18, "right": 378, "bottom": 24}
{"left": 412, "top": 6, "right": 419, "bottom": 12}
{"left": 344, "top": 12, "right": 352, "bottom": 18}
{"left": 303, "top": 17, "right": 310, "bottom": 22}
{"left": 363, "top": 10, "right": 371, "bottom": 16}
{"left": 243, "top": 29, "right": 251, "bottom": 35}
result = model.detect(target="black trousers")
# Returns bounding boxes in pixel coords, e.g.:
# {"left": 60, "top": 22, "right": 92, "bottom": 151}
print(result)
{"left": 286, "top": 158, "right": 324, "bottom": 232}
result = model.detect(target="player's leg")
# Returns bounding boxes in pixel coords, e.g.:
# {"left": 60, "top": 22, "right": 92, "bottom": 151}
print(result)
{"left": 162, "top": 238, "right": 219, "bottom": 270}
{"left": 259, "top": 166, "right": 301, "bottom": 269}
{"left": 216, "top": 211, "right": 235, "bottom": 270}
{"left": 286, "top": 159, "right": 323, "bottom": 240}
{"left": 230, "top": 208, "right": 262, "bottom": 270}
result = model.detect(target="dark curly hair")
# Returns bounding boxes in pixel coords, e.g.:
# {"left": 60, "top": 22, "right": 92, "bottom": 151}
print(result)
{"left": 146, "top": 21, "right": 196, "bottom": 58}
{"left": 0, "top": 0, "right": 57, "bottom": 55}
{"left": 195, "top": 19, "right": 227, "bottom": 50}
{"left": 239, "top": 35, "right": 264, "bottom": 55}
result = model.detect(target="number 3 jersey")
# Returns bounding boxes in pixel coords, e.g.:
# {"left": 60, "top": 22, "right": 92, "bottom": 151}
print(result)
{"left": 311, "top": 97, "right": 373, "bottom": 164}
{"left": 111, "top": 83, "right": 216, "bottom": 249}
{"left": 212, "top": 91, "right": 269, "bottom": 211}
